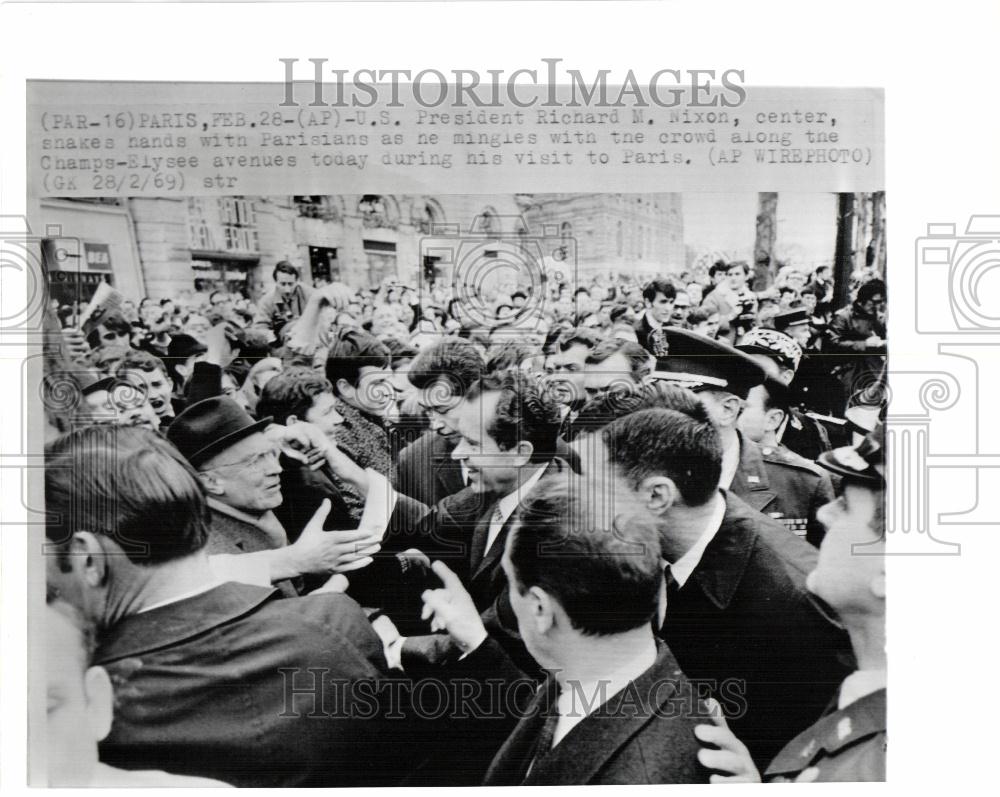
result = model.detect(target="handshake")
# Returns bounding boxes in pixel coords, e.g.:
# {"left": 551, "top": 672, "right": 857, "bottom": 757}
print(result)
{"left": 262, "top": 421, "right": 378, "bottom": 582}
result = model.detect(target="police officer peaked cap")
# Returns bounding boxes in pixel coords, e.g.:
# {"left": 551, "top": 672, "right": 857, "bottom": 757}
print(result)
{"left": 818, "top": 421, "right": 885, "bottom": 487}
{"left": 736, "top": 327, "right": 803, "bottom": 373}
{"left": 649, "top": 327, "right": 766, "bottom": 400}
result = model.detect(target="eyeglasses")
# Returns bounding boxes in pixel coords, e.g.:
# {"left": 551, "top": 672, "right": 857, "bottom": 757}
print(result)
{"left": 203, "top": 445, "right": 281, "bottom": 472}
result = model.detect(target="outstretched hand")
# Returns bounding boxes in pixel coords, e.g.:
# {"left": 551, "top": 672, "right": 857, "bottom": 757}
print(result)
{"left": 693, "top": 698, "right": 762, "bottom": 783}
{"left": 287, "top": 499, "right": 381, "bottom": 576}
{"left": 420, "top": 561, "right": 488, "bottom": 654}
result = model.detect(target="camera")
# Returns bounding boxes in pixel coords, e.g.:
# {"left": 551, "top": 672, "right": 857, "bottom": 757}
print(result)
{"left": 418, "top": 216, "right": 576, "bottom": 332}
{"left": 916, "top": 216, "right": 1000, "bottom": 333}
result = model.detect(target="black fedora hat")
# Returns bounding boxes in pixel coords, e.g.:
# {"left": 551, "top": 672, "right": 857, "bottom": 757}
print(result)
{"left": 167, "top": 396, "right": 273, "bottom": 468}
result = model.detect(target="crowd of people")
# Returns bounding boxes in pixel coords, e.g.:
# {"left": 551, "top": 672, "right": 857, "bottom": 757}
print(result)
{"left": 42, "top": 252, "right": 887, "bottom": 785}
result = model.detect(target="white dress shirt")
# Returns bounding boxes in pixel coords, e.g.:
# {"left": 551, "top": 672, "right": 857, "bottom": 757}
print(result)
{"left": 484, "top": 465, "right": 549, "bottom": 555}
{"left": 837, "top": 669, "right": 887, "bottom": 710}
{"left": 551, "top": 643, "right": 658, "bottom": 748}
{"left": 720, "top": 434, "right": 741, "bottom": 489}
{"left": 669, "top": 494, "right": 727, "bottom": 587}
{"left": 137, "top": 579, "right": 223, "bottom": 614}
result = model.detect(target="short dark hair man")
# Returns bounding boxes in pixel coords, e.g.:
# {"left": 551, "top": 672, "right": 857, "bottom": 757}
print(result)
{"left": 395, "top": 337, "right": 485, "bottom": 506}
{"left": 475, "top": 479, "right": 710, "bottom": 785}
{"left": 582, "top": 338, "right": 652, "bottom": 401}
{"left": 547, "top": 327, "right": 603, "bottom": 412}
{"left": 826, "top": 279, "right": 886, "bottom": 409}
{"left": 85, "top": 312, "right": 132, "bottom": 350}
{"left": 634, "top": 278, "right": 677, "bottom": 353}
{"left": 114, "top": 348, "right": 175, "bottom": 426}
{"left": 598, "top": 407, "right": 853, "bottom": 767}
{"left": 388, "top": 370, "right": 568, "bottom": 674}
{"left": 670, "top": 288, "right": 692, "bottom": 327}
{"left": 252, "top": 260, "right": 314, "bottom": 333}
{"left": 45, "top": 425, "right": 412, "bottom": 786}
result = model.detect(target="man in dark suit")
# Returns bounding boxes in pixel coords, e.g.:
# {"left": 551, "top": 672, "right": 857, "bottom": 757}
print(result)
{"left": 425, "top": 478, "right": 709, "bottom": 785}
{"left": 394, "top": 338, "right": 484, "bottom": 506}
{"left": 599, "top": 407, "right": 854, "bottom": 768}
{"left": 696, "top": 424, "right": 887, "bottom": 782}
{"left": 384, "top": 369, "right": 569, "bottom": 674}
{"left": 43, "top": 425, "right": 423, "bottom": 786}
{"left": 633, "top": 278, "right": 677, "bottom": 354}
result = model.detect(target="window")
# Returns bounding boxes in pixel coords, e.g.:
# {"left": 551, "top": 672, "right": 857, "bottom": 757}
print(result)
{"left": 363, "top": 240, "right": 397, "bottom": 287}
{"left": 188, "top": 198, "right": 259, "bottom": 254}
{"left": 309, "top": 246, "right": 340, "bottom": 283}
{"left": 413, "top": 202, "right": 439, "bottom": 234}
{"left": 359, "top": 195, "right": 394, "bottom": 229}
{"left": 294, "top": 196, "right": 341, "bottom": 221}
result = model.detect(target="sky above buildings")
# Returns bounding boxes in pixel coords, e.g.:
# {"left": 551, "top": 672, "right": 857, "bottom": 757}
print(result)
{"left": 683, "top": 192, "right": 838, "bottom": 272}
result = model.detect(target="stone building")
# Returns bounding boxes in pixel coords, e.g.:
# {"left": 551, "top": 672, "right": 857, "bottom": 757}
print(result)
{"left": 36, "top": 192, "right": 685, "bottom": 305}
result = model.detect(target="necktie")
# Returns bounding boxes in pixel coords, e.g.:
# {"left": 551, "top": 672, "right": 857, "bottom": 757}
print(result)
{"left": 655, "top": 564, "right": 679, "bottom": 633}
{"left": 474, "top": 505, "right": 506, "bottom": 571}
{"left": 665, "top": 563, "right": 679, "bottom": 599}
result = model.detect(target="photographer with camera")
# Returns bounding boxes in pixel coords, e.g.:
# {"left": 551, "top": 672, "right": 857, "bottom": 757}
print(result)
{"left": 252, "top": 260, "right": 315, "bottom": 335}
{"left": 701, "top": 261, "right": 759, "bottom": 343}
{"left": 825, "top": 279, "right": 886, "bottom": 411}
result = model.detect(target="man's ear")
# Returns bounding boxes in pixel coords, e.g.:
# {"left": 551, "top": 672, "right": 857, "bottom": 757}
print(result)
{"left": 765, "top": 408, "right": 787, "bottom": 434}
{"left": 335, "top": 378, "right": 355, "bottom": 400}
{"left": 70, "top": 532, "right": 108, "bottom": 590}
{"left": 638, "top": 475, "right": 678, "bottom": 515}
{"left": 83, "top": 665, "right": 114, "bottom": 742}
{"left": 528, "top": 586, "right": 555, "bottom": 635}
{"left": 871, "top": 570, "right": 886, "bottom": 601}
{"left": 724, "top": 395, "right": 745, "bottom": 423}
{"left": 286, "top": 414, "right": 299, "bottom": 425}
{"left": 198, "top": 470, "right": 225, "bottom": 496}
{"left": 513, "top": 441, "right": 534, "bottom": 467}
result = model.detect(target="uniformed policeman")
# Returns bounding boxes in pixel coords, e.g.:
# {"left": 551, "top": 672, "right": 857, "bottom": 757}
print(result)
{"left": 780, "top": 306, "right": 850, "bottom": 420}
{"left": 738, "top": 325, "right": 836, "bottom": 460}
{"left": 694, "top": 423, "right": 886, "bottom": 783}
{"left": 651, "top": 327, "right": 832, "bottom": 543}
{"left": 737, "top": 373, "right": 836, "bottom": 545}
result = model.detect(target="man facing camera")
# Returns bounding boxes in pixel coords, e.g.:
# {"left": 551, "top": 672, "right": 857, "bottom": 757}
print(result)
{"left": 424, "top": 479, "right": 710, "bottom": 785}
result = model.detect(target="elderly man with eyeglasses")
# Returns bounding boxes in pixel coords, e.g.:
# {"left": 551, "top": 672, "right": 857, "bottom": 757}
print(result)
{"left": 167, "top": 396, "right": 384, "bottom": 596}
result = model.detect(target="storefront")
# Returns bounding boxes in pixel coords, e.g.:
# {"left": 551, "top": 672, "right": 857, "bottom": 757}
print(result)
{"left": 36, "top": 199, "right": 145, "bottom": 306}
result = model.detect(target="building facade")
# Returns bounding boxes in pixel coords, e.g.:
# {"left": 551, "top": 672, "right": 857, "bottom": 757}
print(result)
{"left": 36, "top": 193, "right": 686, "bottom": 305}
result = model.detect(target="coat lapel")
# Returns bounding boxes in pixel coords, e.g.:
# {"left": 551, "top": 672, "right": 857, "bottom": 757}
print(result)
{"left": 483, "top": 680, "right": 554, "bottom": 785}
{"left": 679, "top": 491, "right": 757, "bottom": 610}
{"left": 525, "top": 643, "right": 688, "bottom": 785}
{"left": 468, "top": 503, "right": 496, "bottom": 575}
{"left": 469, "top": 460, "right": 571, "bottom": 582}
